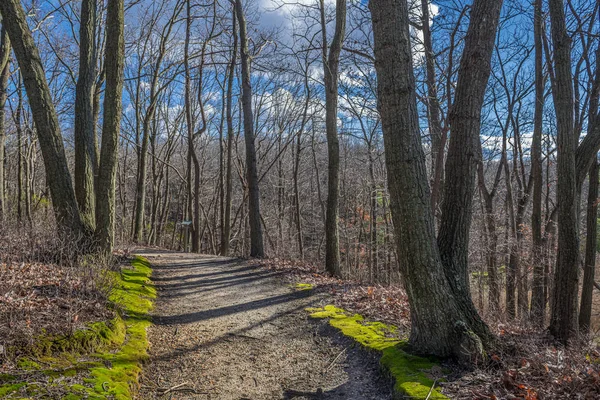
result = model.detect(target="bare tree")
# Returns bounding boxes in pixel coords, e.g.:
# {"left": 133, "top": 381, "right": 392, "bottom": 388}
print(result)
{"left": 74, "top": 0, "right": 98, "bottom": 228}
{"left": 95, "top": 0, "right": 125, "bottom": 254}
{"left": 0, "top": 0, "right": 90, "bottom": 240}
{"left": 235, "top": 0, "right": 264, "bottom": 257}
{"left": 0, "top": 26, "right": 10, "bottom": 220}
{"left": 370, "top": 0, "right": 500, "bottom": 357}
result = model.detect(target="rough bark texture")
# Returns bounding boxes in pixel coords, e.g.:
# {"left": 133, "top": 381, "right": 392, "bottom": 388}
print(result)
{"left": 530, "top": 0, "right": 546, "bottom": 325}
{"left": 95, "top": 0, "right": 124, "bottom": 254}
{"left": 548, "top": 0, "right": 579, "bottom": 343}
{"left": 0, "top": 27, "right": 10, "bottom": 221}
{"left": 323, "top": 0, "right": 346, "bottom": 277}
{"left": 0, "top": 0, "right": 88, "bottom": 239}
{"left": 370, "top": 0, "right": 492, "bottom": 358}
{"left": 437, "top": 0, "right": 503, "bottom": 313}
{"left": 74, "top": 0, "right": 98, "bottom": 228}
{"left": 235, "top": 0, "right": 264, "bottom": 258}
{"left": 579, "top": 157, "right": 598, "bottom": 332}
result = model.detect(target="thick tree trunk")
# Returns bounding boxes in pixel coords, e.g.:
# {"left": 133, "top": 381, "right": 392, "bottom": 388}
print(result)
{"left": 95, "top": 0, "right": 124, "bottom": 255}
{"left": 0, "top": 0, "right": 88, "bottom": 239}
{"left": 74, "top": 0, "right": 98, "bottom": 228}
{"left": 235, "top": 0, "right": 264, "bottom": 258}
{"left": 0, "top": 27, "right": 10, "bottom": 221}
{"left": 548, "top": 0, "right": 579, "bottom": 343}
{"left": 579, "top": 157, "right": 598, "bottom": 332}
{"left": 322, "top": 0, "right": 346, "bottom": 277}
{"left": 436, "top": 0, "right": 503, "bottom": 314}
{"left": 530, "top": 0, "right": 546, "bottom": 325}
{"left": 370, "top": 0, "right": 492, "bottom": 359}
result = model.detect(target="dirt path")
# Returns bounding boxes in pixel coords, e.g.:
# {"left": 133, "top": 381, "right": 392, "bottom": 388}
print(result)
{"left": 136, "top": 250, "right": 392, "bottom": 399}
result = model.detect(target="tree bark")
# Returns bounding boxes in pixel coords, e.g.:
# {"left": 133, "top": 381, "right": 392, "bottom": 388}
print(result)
{"left": 548, "top": 0, "right": 579, "bottom": 343}
{"left": 95, "top": 0, "right": 124, "bottom": 255}
{"left": 420, "top": 0, "right": 444, "bottom": 218}
{"left": 370, "top": 0, "right": 492, "bottom": 358}
{"left": 220, "top": 7, "right": 237, "bottom": 256}
{"left": 74, "top": 0, "right": 98, "bottom": 228}
{"left": 0, "top": 27, "right": 10, "bottom": 221}
{"left": 579, "top": 156, "right": 598, "bottom": 332}
{"left": 437, "top": 0, "right": 504, "bottom": 312}
{"left": 0, "top": 0, "right": 88, "bottom": 239}
{"left": 322, "top": 0, "right": 346, "bottom": 277}
{"left": 530, "top": 0, "right": 546, "bottom": 325}
{"left": 235, "top": 0, "right": 264, "bottom": 258}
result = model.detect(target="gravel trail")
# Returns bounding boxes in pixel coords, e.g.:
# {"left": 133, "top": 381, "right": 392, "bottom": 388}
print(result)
{"left": 136, "top": 250, "right": 392, "bottom": 400}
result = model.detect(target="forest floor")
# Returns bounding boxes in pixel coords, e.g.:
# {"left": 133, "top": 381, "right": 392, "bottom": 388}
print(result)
{"left": 136, "top": 250, "right": 393, "bottom": 400}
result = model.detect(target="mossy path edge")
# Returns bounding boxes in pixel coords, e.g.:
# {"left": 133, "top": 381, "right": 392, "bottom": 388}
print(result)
{"left": 0, "top": 255, "right": 155, "bottom": 399}
{"left": 307, "top": 304, "right": 448, "bottom": 399}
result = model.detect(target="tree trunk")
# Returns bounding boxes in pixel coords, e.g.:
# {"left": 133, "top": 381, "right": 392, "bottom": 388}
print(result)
{"left": 530, "top": 0, "right": 546, "bottom": 325}
{"left": 74, "top": 0, "right": 98, "bottom": 228}
{"left": 420, "top": 0, "right": 444, "bottom": 219}
{"left": 0, "top": 27, "right": 10, "bottom": 221}
{"left": 235, "top": 0, "right": 264, "bottom": 258}
{"left": 95, "top": 0, "right": 124, "bottom": 255}
{"left": 579, "top": 156, "right": 598, "bottom": 332}
{"left": 322, "top": 0, "right": 346, "bottom": 277}
{"left": 548, "top": 0, "right": 579, "bottom": 343}
{"left": 0, "top": 0, "right": 88, "bottom": 239}
{"left": 436, "top": 0, "right": 503, "bottom": 315}
{"left": 220, "top": 7, "right": 237, "bottom": 256}
{"left": 370, "top": 0, "right": 492, "bottom": 359}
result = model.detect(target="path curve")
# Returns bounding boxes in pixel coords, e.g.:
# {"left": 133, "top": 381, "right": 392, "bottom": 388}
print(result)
{"left": 136, "top": 250, "right": 391, "bottom": 399}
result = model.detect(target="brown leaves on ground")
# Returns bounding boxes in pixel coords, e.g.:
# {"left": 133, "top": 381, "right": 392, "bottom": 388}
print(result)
{"left": 255, "top": 258, "right": 411, "bottom": 334}
{"left": 257, "top": 257, "right": 600, "bottom": 399}
{"left": 0, "top": 227, "right": 112, "bottom": 371}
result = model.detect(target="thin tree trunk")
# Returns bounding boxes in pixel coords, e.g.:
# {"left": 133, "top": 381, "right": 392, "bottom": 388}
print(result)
{"left": 0, "top": 27, "right": 10, "bottom": 221}
{"left": 16, "top": 78, "right": 23, "bottom": 222}
{"left": 579, "top": 156, "right": 598, "bottom": 332}
{"left": 235, "top": 0, "right": 264, "bottom": 257}
{"left": 220, "top": 9, "right": 237, "bottom": 256}
{"left": 322, "top": 0, "right": 346, "bottom": 277}
{"left": 530, "top": 0, "right": 546, "bottom": 325}
{"left": 420, "top": 0, "right": 444, "bottom": 219}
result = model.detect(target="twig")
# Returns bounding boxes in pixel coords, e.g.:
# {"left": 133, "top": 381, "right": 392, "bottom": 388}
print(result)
{"left": 227, "top": 332, "right": 260, "bottom": 340}
{"left": 325, "top": 346, "right": 349, "bottom": 373}
{"left": 159, "top": 381, "right": 190, "bottom": 395}
{"left": 425, "top": 378, "right": 438, "bottom": 400}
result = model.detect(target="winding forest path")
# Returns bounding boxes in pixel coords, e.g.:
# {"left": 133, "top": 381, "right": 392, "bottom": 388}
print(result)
{"left": 136, "top": 250, "right": 392, "bottom": 400}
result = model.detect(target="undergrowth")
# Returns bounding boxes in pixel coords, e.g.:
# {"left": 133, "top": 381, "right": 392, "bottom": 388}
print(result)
{"left": 0, "top": 255, "right": 155, "bottom": 399}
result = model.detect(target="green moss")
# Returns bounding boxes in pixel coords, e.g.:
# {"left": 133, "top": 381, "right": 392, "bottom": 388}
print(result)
{"left": 0, "top": 374, "right": 17, "bottom": 383}
{"left": 0, "top": 382, "right": 26, "bottom": 397}
{"left": 293, "top": 283, "right": 315, "bottom": 291}
{"left": 6, "top": 255, "right": 155, "bottom": 400}
{"left": 307, "top": 305, "right": 448, "bottom": 399}
{"left": 16, "top": 359, "right": 41, "bottom": 370}
{"left": 79, "top": 255, "right": 155, "bottom": 399}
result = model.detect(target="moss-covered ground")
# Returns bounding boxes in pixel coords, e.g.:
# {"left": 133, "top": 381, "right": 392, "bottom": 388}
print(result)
{"left": 307, "top": 304, "right": 448, "bottom": 399}
{"left": 0, "top": 256, "right": 155, "bottom": 399}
